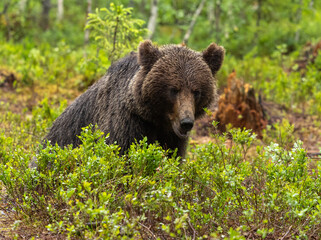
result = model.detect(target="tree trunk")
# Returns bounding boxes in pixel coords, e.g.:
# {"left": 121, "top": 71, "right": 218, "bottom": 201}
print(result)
{"left": 84, "top": 0, "right": 92, "bottom": 59}
{"left": 214, "top": 0, "right": 222, "bottom": 43}
{"left": 295, "top": 0, "right": 302, "bottom": 43}
{"left": 1, "top": 1, "right": 11, "bottom": 40}
{"left": 57, "top": 0, "right": 64, "bottom": 22}
{"left": 140, "top": 0, "right": 148, "bottom": 16}
{"left": 256, "top": 0, "right": 262, "bottom": 28}
{"left": 19, "top": 0, "right": 27, "bottom": 12}
{"left": 41, "top": 0, "right": 51, "bottom": 30}
{"left": 84, "top": 0, "right": 92, "bottom": 45}
{"left": 255, "top": 0, "right": 262, "bottom": 42}
{"left": 207, "top": 0, "right": 214, "bottom": 35}
{"left": 128, "top": 0, "right": 134, "bottom": 8}
{"left": 183, "top": 0, "right": 206, "bottom": 44}
{"left": 147, "top": 0, "right": 158, "bottom": 39}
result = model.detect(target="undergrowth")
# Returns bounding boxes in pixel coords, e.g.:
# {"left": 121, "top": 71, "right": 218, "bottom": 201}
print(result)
{"left": 0, "top": 103, "right": 320, "bottom": 239}
{"left": 220, "top": 44, "right": 321, "bottom": 115}
{"left": 1, "top": 2, "right": 321, "bottom": 239}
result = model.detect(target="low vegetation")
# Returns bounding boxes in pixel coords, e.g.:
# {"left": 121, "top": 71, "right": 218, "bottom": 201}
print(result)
{"left": 1, "top": 0, "right": 321, "bottom": 239}
{"left": 1, "top": 104, "right": 321, "bottom": 238}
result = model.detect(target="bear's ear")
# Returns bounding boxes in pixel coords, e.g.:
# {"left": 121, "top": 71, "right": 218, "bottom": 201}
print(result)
{"left": 202, "top": 43, "right": 225, "bottom": 75}
{"left": 138, "top": 40, "right": 161, "bottom": 71}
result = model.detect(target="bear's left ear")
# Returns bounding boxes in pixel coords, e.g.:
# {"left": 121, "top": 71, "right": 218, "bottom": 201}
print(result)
{"left": 202, "top": 43, "right": 225, "bottom": 75}
{"left": 138, "top": 40, "right": 161, "bottom": 71}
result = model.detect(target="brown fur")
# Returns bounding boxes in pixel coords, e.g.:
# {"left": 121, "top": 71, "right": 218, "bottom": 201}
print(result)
{"left": 44, "top": 40, "right": 224, "bottom": 157}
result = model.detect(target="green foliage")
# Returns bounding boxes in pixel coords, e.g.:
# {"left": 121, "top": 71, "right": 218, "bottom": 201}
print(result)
{"left": 85, "top": 3, "right": 147, "bottom": 64}
{"left": 221, "top": 47, "right": 321, "bottom": 115}
{"left": 0, "top": 120, "right": 320, "bottom": 238}
{"left": 263, "top": 119, "right": 295, "bottom": 149}
{"left": 1, "top": 1, "right": 321, "bottom": 238}
{"left": 1, "top": 1, "right": 321, "bottom": 113}
{"left": 75, "top": 3, "right": 148, "bottom": 87}
{"left": 2, "top": 0, "right": 321, "bottom": 56}
{"left": 217, "top": 0, "right": 321, "bottom": 57}
{"left": 0, "top": 98, "right": 66, "bottom": 150}
{"left": 0, "top": 40, "right": 83, "bottom": 87}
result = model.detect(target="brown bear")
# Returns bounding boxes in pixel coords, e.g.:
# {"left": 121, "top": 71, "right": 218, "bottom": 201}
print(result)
{"left": 44, "top": 40, "right": 224, "bottom": 157}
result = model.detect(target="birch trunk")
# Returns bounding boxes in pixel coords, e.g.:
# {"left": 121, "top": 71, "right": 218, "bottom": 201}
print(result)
{"left": 294, "top": 0, "right": 302, "bottom": 43}
{"left": 19, "top": 0, "right": 27, "bottom": 12}
{"left": 255, "top": 0, "right": 262, "bottom": 42}
{"left": 214, "top": 0, "right": 222, "bottom": 42}
{"left": 57, "top": 0, "right": 64, "bottom": 22}
{"left": 147, "top": 0, "right": 158, "bottom": 39}
{"left": 183, "top": 0, "right": 206, "bottom": 44}
{"left": 84, "top": 0, "right": 92, "bottom": 45}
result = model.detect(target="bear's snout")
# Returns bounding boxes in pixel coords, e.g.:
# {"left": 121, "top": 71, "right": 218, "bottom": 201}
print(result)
{"left": 180, "top": 118, "right": 194, "bottom": 132}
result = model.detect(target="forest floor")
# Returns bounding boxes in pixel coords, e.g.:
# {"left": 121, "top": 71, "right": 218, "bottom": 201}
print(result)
{"left": 192, "top": 100, "right": 321, "bottom": 155}
{"left": 0, "top": 72, "right": 321, "bottom": 238}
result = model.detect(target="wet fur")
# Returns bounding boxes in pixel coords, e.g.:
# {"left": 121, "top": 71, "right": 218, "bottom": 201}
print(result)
{"left": 44, "top": 41, "right": 224, "bottom": 157}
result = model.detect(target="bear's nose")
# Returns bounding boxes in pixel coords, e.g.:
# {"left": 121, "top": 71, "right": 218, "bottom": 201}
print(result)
{"left": 180, "top": 118, "right": 194, "bottom": 132}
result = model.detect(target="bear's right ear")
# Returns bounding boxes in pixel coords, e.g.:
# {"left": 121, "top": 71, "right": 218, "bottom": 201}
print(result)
{"left": 202, "top": 43, "right": 225, "bottom": 75}
{"left": 138, "top": 40, "right": 161, "bottom": 71}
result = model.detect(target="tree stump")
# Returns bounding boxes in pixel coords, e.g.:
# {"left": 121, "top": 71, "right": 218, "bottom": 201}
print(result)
{"left": 214, "top": 71, "right": 267, "bottom": 138}
{"left": 0, "top": 69, "right": 17, "bottom": 91}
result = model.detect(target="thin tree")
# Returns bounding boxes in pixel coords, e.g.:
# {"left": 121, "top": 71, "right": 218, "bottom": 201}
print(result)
{"left": 19, "top": 0, "right": 27, "bottom": 12}
{"left": 214, "top": 0, "right": 222, "bottom": 43}
{"left": 84, "top": 0, "right": 92, "bottom": 46}
{"left": 57, "top": 0, "right": 63, "bottom": 22}
{"left": 294, "top": 0, "right": 303, "bottom": 43}
{"left": 40, "top": 0, "right": 51, "bottom": 30}
{"left": 207, "top": 0, "right": 214, "bottom": 34}
{"left": 255, "top": 0, "right": 262, "bottom": 42}
{"left": 183, "top": 0, "right": 206, "bottom": 44}
{"left": 147, "top": 0, "right": 158, "bottom": 39}
{"left": 1, "top": 0, "right": 12, "bottom": 40}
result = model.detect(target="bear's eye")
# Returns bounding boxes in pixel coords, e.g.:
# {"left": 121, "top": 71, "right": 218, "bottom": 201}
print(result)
{"left": 170, "top": 88, "right": 179, "bottom": 97}
{"left": 193, "top": 90, "right": 201, "bottom": 100}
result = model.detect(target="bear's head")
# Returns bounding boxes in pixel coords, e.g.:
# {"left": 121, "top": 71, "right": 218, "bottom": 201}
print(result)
{"left": 135, "top": 40, "right": 225, "bottom": 139}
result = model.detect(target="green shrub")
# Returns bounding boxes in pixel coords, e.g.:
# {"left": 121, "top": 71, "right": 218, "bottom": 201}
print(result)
{"left": 222, "top": 48, "right": 321, "bottom": 115}
{"left": 0, "top": 123, "right": 320, "bottom": 239}
{"left": 263, "top": 119, "right": 295, "bottom": 149}
{"left": 0, "top": 40, "right": 83, "bottom": 87}
{"left": 84, "top": 3, "right": 148, "bottom": 79}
